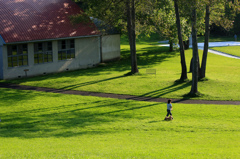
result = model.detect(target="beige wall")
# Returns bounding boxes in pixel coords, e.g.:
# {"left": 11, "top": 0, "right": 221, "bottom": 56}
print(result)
{"left": 101, "top": 34, "right": 120, "bottom": 62}
{"left": 2, "top": 36, "right": 101, "bottom": 79}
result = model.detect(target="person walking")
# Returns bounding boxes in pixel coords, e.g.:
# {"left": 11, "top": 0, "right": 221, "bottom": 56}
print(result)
{"left": 166, "top": 99, "right": 173, "bottom": 119}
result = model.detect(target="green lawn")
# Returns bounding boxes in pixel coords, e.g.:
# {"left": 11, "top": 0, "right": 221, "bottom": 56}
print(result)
{"left": 1, "top": 36, "right": 240, "bottom": 158}
{"left": 3, "top": 40, "right": 240, "bottom": 101}
{"left": 210, "top": 46, "right": 240, "bottom": 57}
{"left": 1, "top": 88, "right": 240, "bottom": 158}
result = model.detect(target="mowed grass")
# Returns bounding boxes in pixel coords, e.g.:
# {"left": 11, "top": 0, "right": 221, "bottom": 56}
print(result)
{"left": 210, "top": 46, "right": 240, "bottom": 57}
{"left": 1, "top": 88, "right": 240, "bottom": 158}
{"left": 4, "top": 39, "right": 240, "bottom": 101}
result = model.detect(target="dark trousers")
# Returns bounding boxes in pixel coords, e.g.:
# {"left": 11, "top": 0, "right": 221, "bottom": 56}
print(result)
{"left": 166, "top": 109, "right": 172, "bottom": 116}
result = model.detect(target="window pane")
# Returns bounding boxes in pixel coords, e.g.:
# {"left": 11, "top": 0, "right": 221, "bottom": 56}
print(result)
{"left": 39, "top": 53, "right": 43, "bottom": 58}
{"left": 61, "top": 40, "right": 66, "bottom": 49}
{"left": 34, "top": 58, "right": 38, "bottom": 64}
{"left": 8, "top": 57, "right": 12, "bottom": 67}
{"left": 71, "top": 53, "right": 75, "bottom": 58}
{"left": 58, "top": 51, "right": 62, "bottom": 60}
{"left": 34, "top": 54, "right": 39, "bottom": 64}
{"left": 12, "top": 56, "right": 18, "bottom": 61}
{"left": 12, "top": 51, "right": 17, "bottom": 55}
{"left": 67, "top": 50, "right": 71, "bottom": 59}
{"left": 19, "top": 56, "right": 23, "bottom": 60}
{"left": 71, "top": 49, "right": 75, "bottom": 58}
{"left": 12, "top": 45, "right": 17, "bottom": 55}
{"left": 38, "top": 43, "right": 43, "bottom": 52}
{"left": 23, "top": 55, "right": 28, "bottom": 60}
{"left": 7, "top": 46, "right": 12, "bottom": 55}
{"left": 8, "top": 57, "right": 12, "bottom": 63}
{"left": 44, "top": 54, "right": 48, "bottom": 62}
{"left": 13, "top": 61, "right": 18, "bottom": 67}
{"left": 17, "top": 44, "right": 27, "bottom": 55}
{"left": 23, "top": 44, "right": 28, "bottom": 53}
{"left": 48, "top": 54, "right": 53, "bottom": 62}
{"left": 23, "top": 60, "right": 28, "bottom": 66}
{"left": 39, "top": 57, "right": 43, "bottom": 63}
{"left": 62, "top": 51, "right": 67, "bottom": 60}
{"left": 39, "top": 54, "right": 43, "bottom": 63}
{"left": 19, "top": 60, "right": 23, "bottom": 66}
{"left": 47, "top": 42, "right": 52, "bottom": 51}
{"left": 70, "top": 39, "right": 74, "bottom": 48}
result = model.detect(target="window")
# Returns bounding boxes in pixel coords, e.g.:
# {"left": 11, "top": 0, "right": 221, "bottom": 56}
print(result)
{"left": 58, "top": 39, "right": 75, "bottom": 61}
{"left": 7, "top": 44, "right": 28, "bottom": 67}
{"left": 34, "top": 42, "right": 53, "bottom": 64}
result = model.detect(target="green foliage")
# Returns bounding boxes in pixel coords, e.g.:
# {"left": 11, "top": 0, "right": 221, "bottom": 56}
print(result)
{"left": 69, "top": 11, "right": 91, "bottom": 25}
{"left": 1, "top": 88, "right": 240, "bottom": 158}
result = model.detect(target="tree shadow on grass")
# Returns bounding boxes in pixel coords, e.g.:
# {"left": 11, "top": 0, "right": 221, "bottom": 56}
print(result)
{"left": 0, "top": 98, "right": 159, "bottom": 138}
{"left": 59, "top": 74, "right": 128, "bottom": 90}
{"left": 136, "top": 80, "right": 192, "bottom": 99}
{"left": 0, "top": 88, "right": 48, "bottom": 106}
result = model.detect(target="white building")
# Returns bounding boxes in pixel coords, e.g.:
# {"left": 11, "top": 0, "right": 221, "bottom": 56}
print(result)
{"left": 0, "top": 0, "right": 120, "bottom": 79}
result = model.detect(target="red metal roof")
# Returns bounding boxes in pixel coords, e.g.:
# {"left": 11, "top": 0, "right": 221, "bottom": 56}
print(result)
{"left": 0, "top": 0, "right": 100, "bottom": 43}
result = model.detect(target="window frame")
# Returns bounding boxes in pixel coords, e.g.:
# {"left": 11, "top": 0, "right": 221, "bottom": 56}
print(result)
{"left": 34, "top": 41, "right": 53, "bottom": 64}
{"left": 58, "top": 39, "right": 75, "bottom": 61}
{"left": 7, "top": 44, "right": 28, "bottom": 68}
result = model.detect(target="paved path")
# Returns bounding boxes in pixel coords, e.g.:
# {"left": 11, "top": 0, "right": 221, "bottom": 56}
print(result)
{"left": 159, "top": 41, "right": 240, "bottom": 59}
{"left": 201, "top": 48, "right": 240, "bottom": 59}
{"left": 1, "top": 83, "right": 239, "bottom": 105}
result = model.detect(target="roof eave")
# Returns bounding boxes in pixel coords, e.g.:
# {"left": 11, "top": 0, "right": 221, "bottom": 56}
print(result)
{"left": 4, "top": 34, "right": 101, "bottom": 45}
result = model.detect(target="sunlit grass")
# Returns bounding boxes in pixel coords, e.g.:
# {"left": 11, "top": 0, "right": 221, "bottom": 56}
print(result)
{"left": 210, "top": 46, "right": 240, "bottom": 57}
{"left": 1, "top": 88, "right": 240, "bottom": 158}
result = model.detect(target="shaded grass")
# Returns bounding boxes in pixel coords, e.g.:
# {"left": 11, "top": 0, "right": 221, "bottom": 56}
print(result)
{"left": 210, "top": 46, "right": 240, "bottom": 57}
{"left": 1, "top": 88, "right": 240, "bottom": 158}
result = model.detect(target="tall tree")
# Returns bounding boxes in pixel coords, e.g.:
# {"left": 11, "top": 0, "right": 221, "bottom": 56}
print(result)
{"left": 200, "top": 4, "right": 210, "bottom": 79}
{"left": 190, "top": 4, "right": 199, "bottom": 95}
{"left": 174, "top": 0, "right": 188, "bottom": 81}
{"left": 126, "top": 0, "right": 138, "bottom": 74}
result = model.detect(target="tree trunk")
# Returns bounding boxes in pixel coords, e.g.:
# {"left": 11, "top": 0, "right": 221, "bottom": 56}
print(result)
{"left": 190, "top": 7, "right": 199, "bottom": 95}
{"left": 174, "top": 0, "right": 188, "bottom": 81}
{"left": 183, "top": 40, "right": 189, "bottom": 50}
{"left": 126, "top": 0, "right": 138, "bottom": 74}
{"left": 169, "top": 39, "right": 173, "bottom": 52}
{"left": 200, "top": 5, "right": 210, "bottom": 79}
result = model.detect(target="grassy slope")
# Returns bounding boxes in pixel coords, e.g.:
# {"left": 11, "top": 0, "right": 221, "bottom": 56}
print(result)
{"left": 4, "top": 36, "right": 240, "bottom": 101}
{"left": 210, "top": 46, "right": 240, "bottom": 57}
{"left": 1, "top": 88, "right": 240, "bottom": 158}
